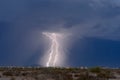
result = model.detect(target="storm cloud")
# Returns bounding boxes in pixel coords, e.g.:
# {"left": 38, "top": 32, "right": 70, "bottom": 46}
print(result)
{"left": 0, "top": 0, "right": 120, "bottom": 66}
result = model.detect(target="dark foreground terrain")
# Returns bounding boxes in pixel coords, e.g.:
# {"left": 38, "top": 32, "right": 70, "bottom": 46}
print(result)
{"left": 0, "top": 66, "right": 120, "bottom": 80}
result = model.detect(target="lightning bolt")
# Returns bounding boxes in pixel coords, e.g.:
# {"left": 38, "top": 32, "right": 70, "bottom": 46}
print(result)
{"left": 43, "top": 32, "right": 60, "bottom": 67}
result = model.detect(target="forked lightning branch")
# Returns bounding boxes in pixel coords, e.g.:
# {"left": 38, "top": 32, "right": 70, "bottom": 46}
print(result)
{"left": 42, "top": 32, "right": 62, "bottom": 67}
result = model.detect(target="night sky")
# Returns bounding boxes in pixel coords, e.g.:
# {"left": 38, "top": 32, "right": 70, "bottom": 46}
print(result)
{"left": 0, "top": 0, "right": 120, "bottom": 67}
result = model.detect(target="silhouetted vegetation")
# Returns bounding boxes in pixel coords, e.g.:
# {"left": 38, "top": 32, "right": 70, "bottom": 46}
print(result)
{"left": 0, "top": 67, "right": 119, "bottom": 80}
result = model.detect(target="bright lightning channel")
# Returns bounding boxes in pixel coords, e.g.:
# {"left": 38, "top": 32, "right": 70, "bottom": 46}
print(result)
{"left": 43, "top": 32, "right": 61, "bottom": 67}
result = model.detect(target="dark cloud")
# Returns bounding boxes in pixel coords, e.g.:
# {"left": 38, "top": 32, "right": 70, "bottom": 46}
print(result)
{"left": 0, "top": 0, "right": 120, "bottom": 66}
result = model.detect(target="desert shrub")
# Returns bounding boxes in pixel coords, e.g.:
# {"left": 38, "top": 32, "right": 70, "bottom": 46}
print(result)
{"left": 21, "top": 72, "right": 28, "bottom": 76}
{"left": 11, "top": 77, "right": 15, "bottom": 80}
{"left": 3, "top": 71, "right": 13, "bottom": 76}
{"left": 89, "top": 67, "right": 101, "bottom": 73}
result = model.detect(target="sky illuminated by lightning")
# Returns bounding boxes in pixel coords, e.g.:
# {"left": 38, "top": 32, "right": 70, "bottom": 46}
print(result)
{"left": 0, "top": 0, "right": 120, "bottom": 67}
{"left": 42, "top": 32, "right": 66, "bottom": 67}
